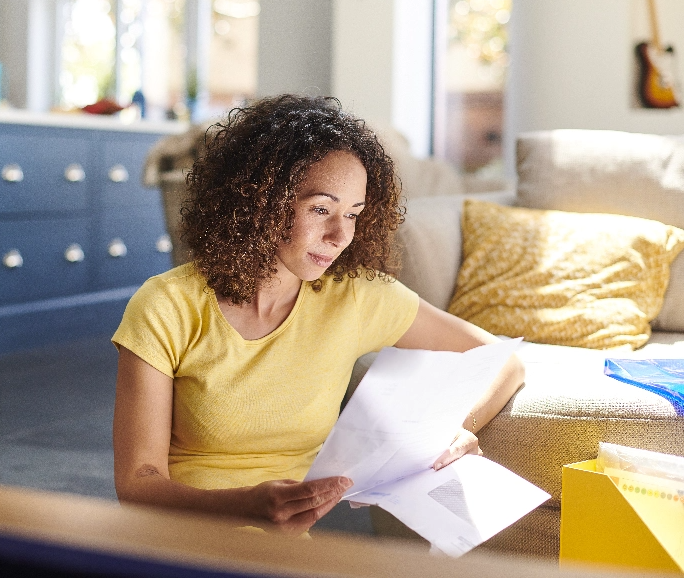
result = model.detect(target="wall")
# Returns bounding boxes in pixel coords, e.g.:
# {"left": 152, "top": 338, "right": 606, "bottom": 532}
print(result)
{"left": 257, "top": 0, "right": 434, "bottom": 158}
{"left": 391, "top": 0, "right": 433, "bottom": 158}
{"left": 0, "top": 0, "right": 57, "bottom": 111}
{"left": 26, "top": 0, "right": 57, "bottom": 112}
{"left": 0, "top": 1, "right": 29, "bottom": 107}
{"left": 331, "top": 0, "right": 394, "bottom": 125}
{"left": 332, "top": 0, "right": 433, "bottom": 157}
{"left": 256, "top": 0, "right": 333, "bottom": 98}
{"left": 505, "top": 0, "right": 684, "bottom": 174}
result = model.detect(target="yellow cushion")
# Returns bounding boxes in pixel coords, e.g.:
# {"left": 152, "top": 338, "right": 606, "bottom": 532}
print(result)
{"left": 448, "top": 200, "right": 684, "bottom": 350}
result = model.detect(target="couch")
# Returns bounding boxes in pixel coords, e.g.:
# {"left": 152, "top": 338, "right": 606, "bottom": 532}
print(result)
{"left": 148, "top": 127, "right": 684, "bottom": 561}
{"left": 351, "top": 129, "right": 684, "bottom": 560}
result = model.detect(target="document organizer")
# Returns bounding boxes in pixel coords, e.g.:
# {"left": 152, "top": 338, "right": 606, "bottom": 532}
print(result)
{"left": 560, "top": 459, "right": 684, "bottom": 573}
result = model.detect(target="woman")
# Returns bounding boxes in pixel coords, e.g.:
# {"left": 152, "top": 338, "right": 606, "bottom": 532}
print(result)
{"left": 113, "top": 95, "right": 524, "bottom": 535}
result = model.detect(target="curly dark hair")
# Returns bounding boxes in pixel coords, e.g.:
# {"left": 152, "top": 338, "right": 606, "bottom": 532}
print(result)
{"left": 181, "top": 94, "right": 405, "bottom": 304}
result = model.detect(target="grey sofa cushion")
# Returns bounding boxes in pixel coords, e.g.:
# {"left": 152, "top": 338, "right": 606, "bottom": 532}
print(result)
{"left": 395, "top": 191, "right": 515, "bottom": 311}
{"left": 516, "top": 130, "right": 684, "bottom": 332}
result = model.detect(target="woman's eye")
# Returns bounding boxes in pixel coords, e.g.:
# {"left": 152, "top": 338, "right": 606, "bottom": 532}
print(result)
{"left": 346, "top": 213, "right": 359, "bottom": 220}
{"left": 313, "top": 206, "right": 329, "bottom": 215}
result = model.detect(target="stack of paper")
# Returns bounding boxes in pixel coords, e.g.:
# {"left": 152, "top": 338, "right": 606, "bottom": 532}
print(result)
{"left": 306, "top": 339, "right": 550, "bottom": 557}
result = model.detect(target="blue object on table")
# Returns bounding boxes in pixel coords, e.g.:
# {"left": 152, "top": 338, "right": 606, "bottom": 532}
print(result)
{"left": 604, "top": 358, "right": 684, "bottom": 415}
{"left": 132, "top": 90, "right": 146, "bottom": 118}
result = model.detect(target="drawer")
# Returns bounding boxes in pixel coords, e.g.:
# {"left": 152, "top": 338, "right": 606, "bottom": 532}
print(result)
{"left": 0, "top": 135, "right": 91, "bottom": 214}
{"left": 94, "top": 209, "right": 172, "bottom": 289}
{"left": 0, "top": 218, "right": 91, "bottom": 304}
{"left": 100, "top": 136, "right": 163, "bottom": 208}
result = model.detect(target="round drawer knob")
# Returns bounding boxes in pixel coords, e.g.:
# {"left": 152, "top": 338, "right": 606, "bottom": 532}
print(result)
{"left": 2, "top": 164, "right": 24, "bottom": 183}
{"left": 155, "top": 234, "right": 173, "bottom": 253}
{"left": 64, "top": 243, "right": 85, "bottom": 263}
{"left": 108, "top": 238, "right": 128, "bottom": 258}
{"left": 2, "top": 249, "right": 23, "bottom": 268}
{"left": 108, "top": 164, "right": 129, "bottom": 183}
{"left": 64, "top": 163, "right": 86, "bottom": 182}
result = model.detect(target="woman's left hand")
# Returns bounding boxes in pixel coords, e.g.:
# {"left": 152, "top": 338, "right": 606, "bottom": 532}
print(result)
{"left": 432, "top": 428, "right": 482, "bottom": 471}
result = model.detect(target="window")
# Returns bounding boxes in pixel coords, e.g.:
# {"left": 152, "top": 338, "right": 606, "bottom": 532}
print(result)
{"left": 59, "top": 0, "right": 117, "bottom": 108}
{"left": 434, "top": 0, "right": 511, "bottom": 176}
{"left": 207, "top": 0, "right": 259, "bottom": 116}
{"left": 56, "top": 0, "right": 258, "bottom": 121}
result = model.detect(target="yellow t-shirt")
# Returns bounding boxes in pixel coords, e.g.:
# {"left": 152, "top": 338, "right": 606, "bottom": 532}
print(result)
{"left": 112, "top": 263, "right": 419, "bottom": 490}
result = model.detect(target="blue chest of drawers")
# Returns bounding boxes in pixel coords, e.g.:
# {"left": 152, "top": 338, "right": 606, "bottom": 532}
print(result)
{"left": 0, "top": 116, "right": 185, "bottom": 354}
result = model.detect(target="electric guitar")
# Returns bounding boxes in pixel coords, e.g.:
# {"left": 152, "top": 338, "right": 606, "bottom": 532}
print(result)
{"left": 635, "top": 0, "right": 680, "bottom": 109}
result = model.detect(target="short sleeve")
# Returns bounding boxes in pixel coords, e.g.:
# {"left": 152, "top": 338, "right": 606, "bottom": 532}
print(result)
{"left": 353, "top": 276, "right": 420, "bottom": 355}
{"left": 112, "top": 276, "right": 192, "bottom": 377}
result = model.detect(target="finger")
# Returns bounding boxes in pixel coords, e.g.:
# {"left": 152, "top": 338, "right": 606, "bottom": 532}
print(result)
{"left": 432, "top": 448, "right": 453, "bottom": 470}
{"left": 281, "top": 492, "right": 342, "bottom": 534}
{"left": 452, "top": 430, "right": 479, "bottom": 456}
{"left": 433, "top": 445, "right": 479, "bottom": 470}
{"left": 277, "top": 476, "right": 353, "bottom": 502}
{"left": 433, "top": 431, "right": 480, "bottom": 470}
{"left": 279, "top": 480, "right": 352, "bottom": 520}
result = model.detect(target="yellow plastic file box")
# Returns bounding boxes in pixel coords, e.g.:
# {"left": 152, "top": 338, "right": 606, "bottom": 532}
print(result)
{"left": 560, "top": 459, "right": 684, "bottom": 573}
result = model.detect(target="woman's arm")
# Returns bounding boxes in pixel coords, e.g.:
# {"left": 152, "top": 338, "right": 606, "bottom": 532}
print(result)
{"left": 113, "top": 346, "right": 351, "bottom": 533}
{"left": 393, "top": 298, "right": 525, "bottom": 467}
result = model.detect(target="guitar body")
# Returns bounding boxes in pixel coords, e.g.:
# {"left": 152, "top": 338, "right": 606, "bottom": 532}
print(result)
{"left": 636, "top": 41, "right": 680, "bottom": 109}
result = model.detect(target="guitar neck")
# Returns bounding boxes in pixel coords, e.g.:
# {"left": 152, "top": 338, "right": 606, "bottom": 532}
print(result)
{"left": 647, "top": 0, "right": 663, "bottom": 51}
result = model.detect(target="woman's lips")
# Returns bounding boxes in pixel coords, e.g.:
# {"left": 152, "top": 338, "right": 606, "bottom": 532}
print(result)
{"left": 308, "top": 252, "right": 334, "bottom": 268}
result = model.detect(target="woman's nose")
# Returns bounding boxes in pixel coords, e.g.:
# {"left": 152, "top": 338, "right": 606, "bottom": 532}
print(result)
{"left": 325, "top": 217, "right": 353, "bottom": 247}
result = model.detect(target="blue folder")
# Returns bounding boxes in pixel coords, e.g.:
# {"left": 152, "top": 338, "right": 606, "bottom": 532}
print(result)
{"left": 604, "top": 358, "right": 684, "bottom": 416}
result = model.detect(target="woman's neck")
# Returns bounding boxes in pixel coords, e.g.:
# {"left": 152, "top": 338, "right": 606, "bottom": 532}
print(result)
{"left": 249, "top": 274, "right": 302, "bottom": 320}
{"left": 217, "top": 266, "right": 303, "bottom": 340}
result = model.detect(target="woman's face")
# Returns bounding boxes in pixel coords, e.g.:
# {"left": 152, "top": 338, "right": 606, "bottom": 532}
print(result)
{"left": 275, "top": 150, "right": 367, "bottom": 282}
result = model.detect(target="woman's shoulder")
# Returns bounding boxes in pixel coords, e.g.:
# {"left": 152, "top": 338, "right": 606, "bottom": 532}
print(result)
{"left": 314, "top": 271, "right": 419, "bottom": 353}
{"left": 131, "top": 262, "right": 210, "bottom": 310}
{"left": 151, "top": 262, "right": 202, "bottom": 284}
{"left": 115, "top": 263, "right": 209, "bottom": 374}
{"left": 315, "top": 269, "right": 413, "bottom": 300}
{"left": 139, "top": 262, "right": 205, "bottom": 292}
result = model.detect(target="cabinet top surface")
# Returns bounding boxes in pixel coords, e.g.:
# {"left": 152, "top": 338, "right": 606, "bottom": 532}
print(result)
{"left": 0, "top": 109, "right": 190, "bottom": 135}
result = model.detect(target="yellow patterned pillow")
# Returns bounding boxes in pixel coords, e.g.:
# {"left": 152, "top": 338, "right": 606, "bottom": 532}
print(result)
{"left": 448, "top": 200, "right": 684, "bottom": 349}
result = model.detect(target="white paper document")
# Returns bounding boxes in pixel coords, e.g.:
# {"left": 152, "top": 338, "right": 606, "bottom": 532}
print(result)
{"left": 306, "top": 338, "right": 550, "bottom": 556}
{"left": 350, "top": 455, "right": 550, "bottom": 557}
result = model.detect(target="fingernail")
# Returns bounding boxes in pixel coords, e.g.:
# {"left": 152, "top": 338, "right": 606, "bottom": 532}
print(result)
{"left": 433, "top": 462, "right": 442, "bottom": 470}
{"left": 341, "top": 477, "right": 353, "bottom": 489}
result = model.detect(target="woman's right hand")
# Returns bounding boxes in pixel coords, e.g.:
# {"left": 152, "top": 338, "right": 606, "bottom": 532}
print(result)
{"left": 243, "top": 476, "right": 354, "bottom": 534}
